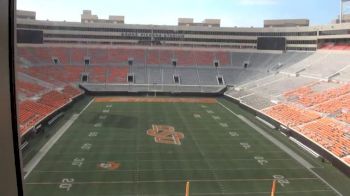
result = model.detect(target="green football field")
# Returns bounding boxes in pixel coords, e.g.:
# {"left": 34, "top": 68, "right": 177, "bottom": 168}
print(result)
{"left": 24, "top": 97, "right": 349, "bottom": 196}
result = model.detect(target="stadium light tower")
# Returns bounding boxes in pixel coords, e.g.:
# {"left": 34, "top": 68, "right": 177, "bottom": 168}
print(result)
{"left": 340, "top": 0, "right": 350, "bottom": 23}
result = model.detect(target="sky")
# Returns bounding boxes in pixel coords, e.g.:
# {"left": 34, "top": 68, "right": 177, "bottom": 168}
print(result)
{"left": 17, "top": 0, "right": 344, "bottom": 27}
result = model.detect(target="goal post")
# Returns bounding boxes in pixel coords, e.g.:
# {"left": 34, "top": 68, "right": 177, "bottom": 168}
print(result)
{"left": 271, "top": 179, "right": 277, "bottom": 196}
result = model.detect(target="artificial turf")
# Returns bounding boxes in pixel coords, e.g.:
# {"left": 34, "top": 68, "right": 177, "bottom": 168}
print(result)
{"left": 24, "top": 97, "right": 349, "bottom": 195}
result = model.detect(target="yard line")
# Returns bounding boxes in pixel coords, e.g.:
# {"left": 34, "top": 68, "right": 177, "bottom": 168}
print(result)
{"left": 26, "top": 177, "right": 319, "bottom": 185}
{"left": 23, "top": 99, "right": 95, "bottom": 179}
{"left": 218, "top": 100, "right": 343, "bottom": 196}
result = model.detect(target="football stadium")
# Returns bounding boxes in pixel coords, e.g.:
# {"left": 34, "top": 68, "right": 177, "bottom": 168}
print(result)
{"left": 1, "top": 0, "right": 350, "bottom": 195}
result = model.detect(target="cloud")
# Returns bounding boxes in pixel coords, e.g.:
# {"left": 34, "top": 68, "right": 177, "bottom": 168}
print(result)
{"left": 238, "top": 0, "right": 279, "bottom": 5}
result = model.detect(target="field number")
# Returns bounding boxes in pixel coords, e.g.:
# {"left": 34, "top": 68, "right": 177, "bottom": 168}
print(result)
{"left": 72, "top": 158, "right": 85, "bottom": 167}
{"left": 94, "top": 123, "right": 102, "bottom": 128}
{"left": 254, "top": 156, "right": 268, "bottom": 165}
{"left": 99, "top": 115, "right": 107, "bottom": 120}
{"left": 106, "top": 105, "right": 112, "bottom": 108}
{"left": 273, "top": 175, "right": 290, "bottom": 187}
{"left": 59, "top": 178, "right": 74, "bottom": 191}
{"left": 102, "top": 109, "right": 110, "bottom": 113}
{"left": 89, "top": 132, "right": 98, "bottom": 137}
{"left": 229, "top": 132, "right": 239, "bottom": 137}
{"left": 81, "top": 143, "right": 92, "bottom": 150}
{"left": 240, "top": 142, "right": 251, "bottom": 150}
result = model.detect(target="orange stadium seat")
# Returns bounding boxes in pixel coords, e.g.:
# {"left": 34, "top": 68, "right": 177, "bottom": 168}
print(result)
{"left": 159, "top": 50, "right": 173, "bottom": 65}
{"left": 313, "top": 93, "right": 350, "bottom": 114}
{"left": 263, "top": 104, "right": 321, "bottom": 127}
{"left": 146, "top": 49, "right": 160, "bottom": 65}
{"left": 106, "top": 67, "right": 129, "bottom": 83}
{"left": 298, "top": 118, "right": 350, "bottom": 158}
{"left": 194, "top": 51, "right": 215, "bottom": 66}
{"left": 175, "top": 50, "right": 195, "bottom": 66}
{"left": 38, "top": 90, "right": 71, "bottom": 108}
{"left": 298, "top": 83, "right": 350, "bottom": 107}
{"left": 62, "top": 85, "right": 83, "bottom": 98}
{"left": 337, "top": 112, "right": 350, "bottom": 124}
{"left": 17, "top": 80, "right": 46, "bottom": 97}
{"left": 215, "top": 51, "right": 231, "bottom": 66}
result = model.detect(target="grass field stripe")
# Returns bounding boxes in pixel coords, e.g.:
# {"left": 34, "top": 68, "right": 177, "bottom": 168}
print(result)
{"left": 23, "top": 99, "right": 94, "bottom": 179}
{"left": 218, "top": 101, "right": 343, "bottom": 196}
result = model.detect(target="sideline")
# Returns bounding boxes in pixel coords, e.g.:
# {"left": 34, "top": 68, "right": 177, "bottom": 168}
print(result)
{"left": 218, "top": 101, "right": 343, "bottom": 196}
{"left": 24, "top": 99, "right": 94, "bottom": 179}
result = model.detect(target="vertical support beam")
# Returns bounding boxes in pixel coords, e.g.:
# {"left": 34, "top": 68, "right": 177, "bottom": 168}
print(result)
{"left": 340, "top": 0, "right": 343, "bottom": 24}
{"left": 0, "top": 0, "right": 24, "bottom": 195}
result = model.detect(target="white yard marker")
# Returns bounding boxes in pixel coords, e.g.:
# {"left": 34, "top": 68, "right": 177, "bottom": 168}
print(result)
{"left": 212, "top": 116, "right": 221, "bottom": 120}
{"left": 229, "top": 132, "right": 239, "bottom": 137}
{"left": 206, "top": 110, "right": 214, "bottom": 114}
{"left": 201, "top": 105, "right": 207, "bottom": 108}
{"left": 273, "top": 175, "right": 290, "bottom": 187}
{"left": 72, "top": 158, "right": 85, "bottom": 167}
{"left": 102, "top": 109, "right": 110, "bottom": 113}
{"left": 94, "top": 123, "right": 102, "bottom": 128}
{"left": 59, "top": 178, "right": 74, "bottom": 191}
{"left": 81, "top": 143, "right": 92, "bottom": 151}
{"left": 99, "top": 115, "right": 107, "bottom": 120}
{"left": 219, "top": 123, "right": 228, "bottom": 127}
{"left": 240, "top": 142, "right": 251, "bottom": 150}
{"left": 254, "top": 156, "right": 268, "bottom": 166}
{"left": 106, "top": 104, "right": 112, "bottom": 108}
{"left": 193, "top": 114, "right": 201, "bottom": 118}
{"left": 89, "top": 132, "right": 98, "bottom": 137}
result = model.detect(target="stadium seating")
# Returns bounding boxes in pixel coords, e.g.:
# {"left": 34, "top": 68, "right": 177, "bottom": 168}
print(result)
{"left": 215, "top": 51, "right": 231, "bottom": 66}
{"left": 20, "top": 100, "right": 55, "bottom": 116}
{"left": 62, "top": 85, "right": 83, "bottom": 98}
{"left": 18, "top": 100, "right": 54, "bottom": 136}
{"left": 18, "top": 85, "right": 82, "bottom": 136}
{"left": 49, "top": 47, "right": 70, "bottom": 64}
{"left": 263, "top": 104, "right": 321, "bottom": 127}
{"left": 194, "top": 51, "right": 215, "bottom": 66}
{"left": 89, "top": 48, "right": 109, "bottom": 64}
{"left": 297, "top": 118, "right": 350, "bottom": 158}
{"left": 17, "top": 80, "right": 46, "bottom": 97}
{"left": 159, "top": 49, "right": 173, "bottom": 65}
{"left": 146, "top": 49, "right": 160, "bottom": 65}
{"left": 312, "top": 93, "right": 350, "bottom": 114}
{"left": 297, "top": 83, "right": 350, "bottom": 107}
{"left": 106, "top": 67, "right": 129, "bottom": 83}
{"left": 38, "top": 90, "right": 71, "bottom": 108}
{"left": 71, "top": 48, "right": 87, "bottom": 64}
{"left": 18, "top": 109, "right": 41, "bottom": 135}
{"left": 19, "top": 65, "right": 83, "bottom": 85}
{"left": 175, "top": 50, "right": 195, "bottom": 66}
{"left": 337, "top": 112, "right": 350, "bottom": 124}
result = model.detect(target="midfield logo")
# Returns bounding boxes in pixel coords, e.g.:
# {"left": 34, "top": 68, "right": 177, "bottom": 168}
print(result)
{"left": 147, "top": 125, "right": 184, "bottom": 145}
